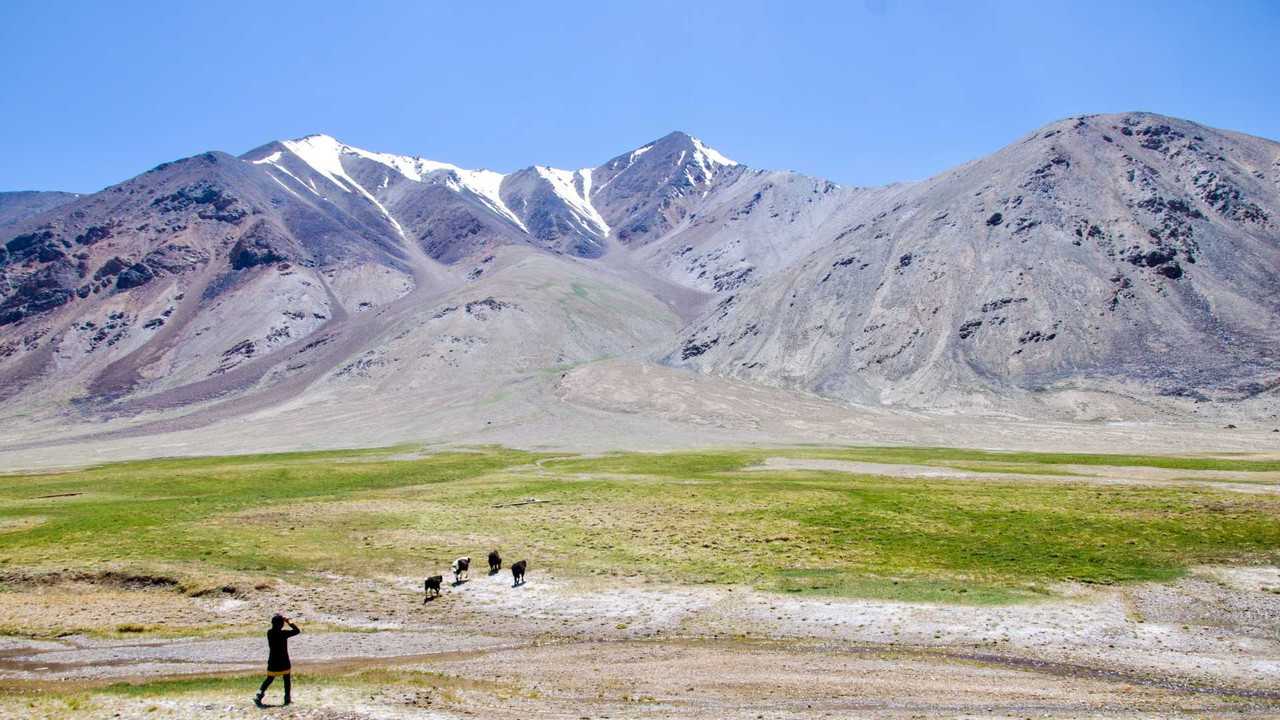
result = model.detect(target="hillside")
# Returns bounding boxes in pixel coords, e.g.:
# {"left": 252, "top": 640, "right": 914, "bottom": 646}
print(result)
{"left": 669, "top": 113, "right": 1280, "bottom": 410}
{"left": 0, "top": 112, "right": 1277, "bottom": 463}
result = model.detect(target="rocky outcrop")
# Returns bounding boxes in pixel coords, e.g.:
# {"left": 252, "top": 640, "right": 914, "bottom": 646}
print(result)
{"left": 0, "top": 258, "right": 79, "bottom": 325}
{"left": 151, "top": 182, "right": 246, "bottom": 225}
{"left": 115, "top": 263, "right": 154, "bottom": 289}
{"left": 230, "top": 222, "right": 291, "bottom": 270}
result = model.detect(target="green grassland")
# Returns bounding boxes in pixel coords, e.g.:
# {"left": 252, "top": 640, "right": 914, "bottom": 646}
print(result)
{"left": 1, "top": 666, "right": 508, "bottom": 719}
{"left": 1, "top": 665, "right": 502, "bottom": 718}
{"left": 0, "top": 445, "right": 1277, "bottom": 605}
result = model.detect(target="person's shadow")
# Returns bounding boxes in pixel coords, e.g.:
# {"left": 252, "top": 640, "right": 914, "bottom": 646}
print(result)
{"left": 451, "top": 578, "right": 468, "bottom": 587}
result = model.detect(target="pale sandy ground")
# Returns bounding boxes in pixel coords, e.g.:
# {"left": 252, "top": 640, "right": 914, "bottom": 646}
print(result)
{"left": 1, "top": 564, "right": 1278, "bottom": 718}
{"left": 1, "top": 359, "right": 1278, "bottom": 472}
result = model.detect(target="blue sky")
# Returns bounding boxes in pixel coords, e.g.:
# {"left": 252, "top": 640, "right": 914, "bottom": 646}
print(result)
{"left": 2, "top": 1, "right": 1277, "bottom": 193}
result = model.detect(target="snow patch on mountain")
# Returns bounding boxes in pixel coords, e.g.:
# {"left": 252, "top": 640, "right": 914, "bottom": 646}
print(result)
{"left": 255, "top": 150, "right": 321, "bottom": 195}
{"left": 266, "top": 136, "right": 407, "bottom": 239}
{"left": 251, "top": 150, "right": 282, "bottom": 166}
{"left": 268, "top": 135, "right": 527, "bottom": 232}
{"left": 535, "top": 166, "right": 610, "bottom": 237}
{"left": 343, "top": 143, "right": 527, "bottom": 232}
{"left": 691, "top": 136, "right": 737, "bottom": 168}
{"left": 343, "top": 146, "right": 456, "bottom": 180}
{"left": 444, "top": 169, "right": 527, "bottom": 232}
{"left": 279, "top": 135, "right": 364, "bottom": 194}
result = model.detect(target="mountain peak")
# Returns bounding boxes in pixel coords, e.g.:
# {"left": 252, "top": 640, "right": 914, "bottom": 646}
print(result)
{"left": 654, "top": 130, "right": 694, "bottom": 144}
{"left": 1021, "top": 111, "right": 1233, "bottom": 148}
{"left": 690, "top": 135, "right": 737, "bottom": 168}
{"left": 647, "top": 131, "right": 738, "bottom": 168}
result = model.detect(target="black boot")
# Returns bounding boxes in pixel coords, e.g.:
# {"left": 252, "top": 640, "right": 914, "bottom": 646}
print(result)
{"left": 256, "top": 675, "right": 273, "bottom": 706}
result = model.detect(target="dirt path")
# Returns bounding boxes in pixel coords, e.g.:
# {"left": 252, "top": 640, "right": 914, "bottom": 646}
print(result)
{"left": 3, "top": 633, "right": 1276, "bottom": 700}
{"left": 2, "top": 635, "right": 1278, "bottom": 719}
{"left": 0, "top": 629, "right": 517, "bottom": 682}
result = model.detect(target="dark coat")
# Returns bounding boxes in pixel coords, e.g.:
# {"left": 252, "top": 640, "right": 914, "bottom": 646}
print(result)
{"left": 266, "top": 624, "right": 301, "bottom": 672}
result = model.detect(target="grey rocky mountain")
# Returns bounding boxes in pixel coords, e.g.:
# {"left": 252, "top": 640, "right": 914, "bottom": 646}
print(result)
{"left": 0, "top": 191, "right": 80, "bottom": 230}
{"left": 590, "top": 130, "right": 746, "bottom": 246}
{"left": 668, "top": 113, "right": 1280, "bottom": 410}
{"left": 0, "top": 112, "right": 1276, "bottom": 455}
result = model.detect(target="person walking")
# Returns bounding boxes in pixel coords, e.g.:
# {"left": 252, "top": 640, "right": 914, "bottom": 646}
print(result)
{"left": 254, "top": 613, "right": 300, "bottom": 706}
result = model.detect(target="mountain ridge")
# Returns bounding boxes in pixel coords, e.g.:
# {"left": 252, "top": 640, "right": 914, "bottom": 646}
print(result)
{"left": 1, "top": 111, "right": 1276, "bottom": 458}
{"left": 669, "top": 112, "right": 1280, "bottom": 406}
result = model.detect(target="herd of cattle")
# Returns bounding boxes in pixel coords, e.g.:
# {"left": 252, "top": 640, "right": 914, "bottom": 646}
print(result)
{"left": 423, "top": 550, "right": 527, "bottom": 601}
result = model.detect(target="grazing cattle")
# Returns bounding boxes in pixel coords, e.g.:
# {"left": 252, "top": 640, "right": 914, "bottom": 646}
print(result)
{"left": 423, "top": 575, "right": 443, "bottom": 602}
{"left": 488, "top": 550, "right": 502, "bottom": 574}
{"left": 451, "top": 556, "right": 471, "bottom": 584}
{"left": 511, "top": 559, "right": 527, "bottom": 586}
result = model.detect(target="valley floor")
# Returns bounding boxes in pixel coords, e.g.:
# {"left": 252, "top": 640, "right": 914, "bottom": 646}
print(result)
{"left": 2, "top": 567, "right": 1279, "bottom": 719}
{"left": 2, "top": 358, "right": 1279, "bottom": 472}
{"left": 0, "top": 445, "right": 1277, "bottom": 717}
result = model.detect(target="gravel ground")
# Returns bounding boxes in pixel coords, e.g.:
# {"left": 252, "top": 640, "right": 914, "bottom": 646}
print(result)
{"left": 1, "top": 566, "right": 1278, "bottom": 718}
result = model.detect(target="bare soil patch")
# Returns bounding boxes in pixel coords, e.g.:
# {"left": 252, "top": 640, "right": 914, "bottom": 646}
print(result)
{"left": 0, "top": 566, "right": 1277, "bottom": 718}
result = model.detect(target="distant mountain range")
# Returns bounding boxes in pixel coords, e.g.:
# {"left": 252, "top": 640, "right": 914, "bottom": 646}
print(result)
{"left": 0, "top": 191, "right": 79, "bottom": 230}
{"left": 1, "top": 112, "right": 1277, "bottom": 453}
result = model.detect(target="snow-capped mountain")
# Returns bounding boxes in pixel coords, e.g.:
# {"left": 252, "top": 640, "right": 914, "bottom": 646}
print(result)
{"left": 0, "top": 113, "right": 1277, "bottom": 457}
{"left": 236, "top": 130, "right": 743, "bottom": 261}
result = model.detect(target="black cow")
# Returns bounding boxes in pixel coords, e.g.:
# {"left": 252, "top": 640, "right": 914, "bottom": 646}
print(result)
{"left": 451, "top": 556, "right": 471, "bottom": 584}
{"left": 488, "top": 550, "right": 502, "bottom": 574}
{"left": 423, "top": 575, "right": 442, "bottom": 602}
{"left": 511, "top": 559, "right": 527, "bottom": 586}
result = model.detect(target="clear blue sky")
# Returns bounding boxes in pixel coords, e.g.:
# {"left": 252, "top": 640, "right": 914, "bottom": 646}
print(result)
{"left": 2, "top": 0, "right": 1277, "bottom": 193}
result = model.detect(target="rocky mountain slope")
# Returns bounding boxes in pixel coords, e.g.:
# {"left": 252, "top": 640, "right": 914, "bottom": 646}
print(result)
{"left": 668, "top": 114, "right": 1280, "bottom": 410}
{"left": 0, "top": 112, "right": 1276, "bottom": 456}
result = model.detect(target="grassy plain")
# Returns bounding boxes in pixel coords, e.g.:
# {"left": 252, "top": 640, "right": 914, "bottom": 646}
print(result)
{"left": 0, "top": 445, "right": 1277, "bottom": 606}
